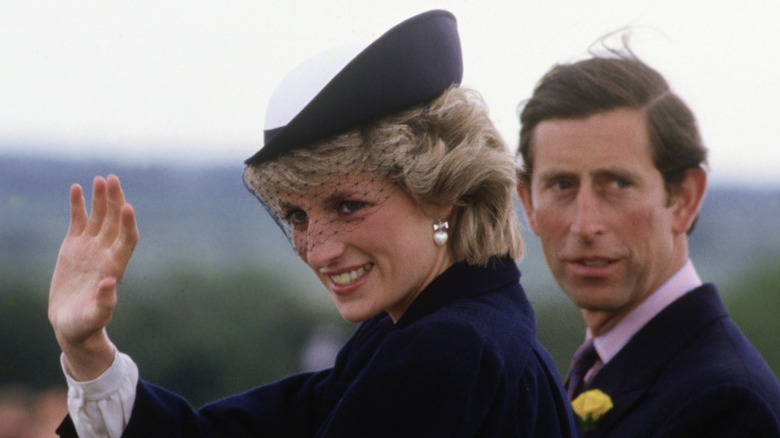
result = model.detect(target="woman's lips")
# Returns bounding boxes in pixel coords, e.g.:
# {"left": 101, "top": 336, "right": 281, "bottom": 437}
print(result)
{"left": 327, "top": 263, "right": 373, "bottom": 295}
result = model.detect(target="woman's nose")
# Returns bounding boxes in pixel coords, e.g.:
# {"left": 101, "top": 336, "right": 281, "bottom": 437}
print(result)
{"left": 296, "top": 215, "right": 344, "bottom": 268}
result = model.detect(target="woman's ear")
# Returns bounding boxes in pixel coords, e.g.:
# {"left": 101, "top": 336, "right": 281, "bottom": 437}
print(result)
{"left": 671, "top": 168, "right": 707, "bottom": 235}
{"left": 432, "top": 204, "right": 454, "bottom": 222}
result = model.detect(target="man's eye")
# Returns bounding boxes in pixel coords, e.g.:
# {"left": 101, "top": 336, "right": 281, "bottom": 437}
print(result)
{"left": 554, "top": 180, "right": 573, "bottom": 191}
{"left": 285, "top": 209, "right": 308, "bottom": 225}
{"left": 338, "top": 201, "right": 366, "bottom": 215}
{"left": 612, "top": 179, "right": 631, "bottom": 189}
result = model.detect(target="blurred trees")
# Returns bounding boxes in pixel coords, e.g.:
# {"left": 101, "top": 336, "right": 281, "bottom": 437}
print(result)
{"left": 1, "top": 273, "right": 62, "bottom": 390}
{"left": 1, "top": 255, "right": 777, "bottom": 410}
{"left": 724, "top": 255, "right": 780, "bottom": 377}
{"left": 0, "top": 265, "right": 354, "bottom": 408}
{"left": 109, "top": 266, "right": 355, "bottom": 407}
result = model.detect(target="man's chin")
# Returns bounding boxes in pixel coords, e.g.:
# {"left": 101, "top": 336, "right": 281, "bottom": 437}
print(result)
{"left": 563, "top": 288, "right": 623, "bottom": 313}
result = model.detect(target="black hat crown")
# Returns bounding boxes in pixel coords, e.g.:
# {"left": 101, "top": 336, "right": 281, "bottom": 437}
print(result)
{"left": 245, "top": 9, "right": 463, "bottom": 165}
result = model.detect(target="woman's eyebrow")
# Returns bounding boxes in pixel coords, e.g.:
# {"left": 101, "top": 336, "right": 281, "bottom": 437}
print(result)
{"left": 322, "top": 188, "right": 364, "bottom": 203}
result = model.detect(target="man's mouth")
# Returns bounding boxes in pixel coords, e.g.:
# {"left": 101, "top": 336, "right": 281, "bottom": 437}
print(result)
{"left": 576, "top": 259, "right": 611, "bottom": 268}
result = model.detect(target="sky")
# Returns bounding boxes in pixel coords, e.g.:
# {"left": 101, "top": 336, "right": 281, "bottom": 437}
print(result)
{"left": 2, "top": 0, "right": 779, "bottom": 187}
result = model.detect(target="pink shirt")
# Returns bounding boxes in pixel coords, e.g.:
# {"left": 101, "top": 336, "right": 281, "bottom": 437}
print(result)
{"left": 584, "top": 259, "right": 703, "bottom": 383}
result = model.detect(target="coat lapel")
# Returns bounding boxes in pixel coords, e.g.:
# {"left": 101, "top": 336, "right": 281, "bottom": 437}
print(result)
{"left": 579, "top": 285, "right": 727, "bottom": 437}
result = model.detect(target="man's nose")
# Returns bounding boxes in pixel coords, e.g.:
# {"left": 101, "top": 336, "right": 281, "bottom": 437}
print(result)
{"left": 570, "top": 187, "right": 606, "bottom": 240}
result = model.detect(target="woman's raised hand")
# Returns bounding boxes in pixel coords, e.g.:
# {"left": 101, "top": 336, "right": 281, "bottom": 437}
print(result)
{"left": 48, "top": 175, "right": 139, "bottom": 381}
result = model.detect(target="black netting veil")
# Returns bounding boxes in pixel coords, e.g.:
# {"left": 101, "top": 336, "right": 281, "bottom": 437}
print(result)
{"left": 243, "top": 108, "right": 430, "bottom": 258}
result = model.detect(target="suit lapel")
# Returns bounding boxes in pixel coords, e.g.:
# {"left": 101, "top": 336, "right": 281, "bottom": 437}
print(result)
{"left": 579, "top": 285, "right": 727, "bottom": 437}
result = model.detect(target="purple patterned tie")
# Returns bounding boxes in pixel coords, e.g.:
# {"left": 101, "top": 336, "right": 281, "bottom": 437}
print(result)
{"left": 565, "top": 340, "right": 599, "bottom": 400}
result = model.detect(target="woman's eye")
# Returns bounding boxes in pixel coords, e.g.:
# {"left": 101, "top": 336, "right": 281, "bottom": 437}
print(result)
{"left": 285, "top": 209, "right": 308, "bottom": 225}
{"left": 338, "top": 201, "right": 366, "bottom": 215}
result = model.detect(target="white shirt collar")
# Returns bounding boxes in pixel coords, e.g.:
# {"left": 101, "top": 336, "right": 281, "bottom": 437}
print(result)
{"left": 587, "top": 259, "right": 703, "bottom": 369}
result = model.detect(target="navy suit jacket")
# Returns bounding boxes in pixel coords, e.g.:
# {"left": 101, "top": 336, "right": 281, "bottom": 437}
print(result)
{"left": 578, "top": 284, "right": 780, "bottom": 437}
{"left": 58, "top": 258, "right": 576, "bottom": 437}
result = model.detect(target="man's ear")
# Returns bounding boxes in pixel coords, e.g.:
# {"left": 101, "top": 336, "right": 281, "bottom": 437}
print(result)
{"left": 671, "top": 168, "right": 707, "bottom": 235}
{"left": 516, "top": 180, "right": 539, "bottom": 235}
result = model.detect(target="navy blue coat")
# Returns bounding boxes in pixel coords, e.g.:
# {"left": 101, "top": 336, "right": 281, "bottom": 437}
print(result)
{"left": 58, "top": 258, "right": 576, "bottom": 437}
{"left": 578, "top": 284, "right": 780, "bottom": 437}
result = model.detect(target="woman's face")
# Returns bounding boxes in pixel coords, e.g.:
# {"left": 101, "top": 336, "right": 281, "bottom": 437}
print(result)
{"left": 279, "top": 174, "right": 452, "bottom": 323}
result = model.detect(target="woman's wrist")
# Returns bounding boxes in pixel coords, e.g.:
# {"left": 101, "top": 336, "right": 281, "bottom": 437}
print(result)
{"left": 60, "top": 332, "right": 116, "bottom": 382}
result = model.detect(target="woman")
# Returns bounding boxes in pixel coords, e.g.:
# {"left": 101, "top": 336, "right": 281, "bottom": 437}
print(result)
{"left": 49, "top": 10, "right": 574, "bottom": 437}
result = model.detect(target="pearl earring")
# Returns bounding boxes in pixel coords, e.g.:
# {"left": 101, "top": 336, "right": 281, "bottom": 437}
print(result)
{"left": 433, "top": 220, "right": 449, "bottom": 247}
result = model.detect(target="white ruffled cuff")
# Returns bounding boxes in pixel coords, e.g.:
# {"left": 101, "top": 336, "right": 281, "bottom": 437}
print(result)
{"left": 62, "top": 350, "right": 138, "bottom": 438}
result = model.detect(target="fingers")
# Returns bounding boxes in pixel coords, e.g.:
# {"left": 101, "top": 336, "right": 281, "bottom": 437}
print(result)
{"left": 68, "top": 184, "right": 88, "bottom": 236}
{"left": 80, "top": 175, "right": 132, "bottom": 246}
{"left": 113, "top": 204, "right": 139, "bottom": 278}
{"left": 85, "top": 177, "right": 108, "bottom": 236}
{"left": 117, "top": 203, "right": 139, "bottom": 249}
{"left": 101, "top": 175, "right": 127, "bottom": 243}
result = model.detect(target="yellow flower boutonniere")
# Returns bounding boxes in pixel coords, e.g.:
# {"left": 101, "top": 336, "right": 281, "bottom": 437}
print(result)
{"left": 571, "top": 389, "right": 613, "bottom": 431}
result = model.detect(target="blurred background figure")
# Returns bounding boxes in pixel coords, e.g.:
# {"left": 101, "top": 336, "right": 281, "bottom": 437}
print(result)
{"left": 0, "top": 385, "right": 34, "bottom": 438}
{"left": 29, "top": 388, "right": 68, "bottom": 438}
{"left": 0, "top": 385, "right": 67, "bottom": 438}
{"left": 298, "top": 323, "right": 343, "bottom": 372}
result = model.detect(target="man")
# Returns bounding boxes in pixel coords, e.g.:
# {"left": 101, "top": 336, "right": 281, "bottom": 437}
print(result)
{"left": 516, "top": 52, "right": 780, "bottom": 436}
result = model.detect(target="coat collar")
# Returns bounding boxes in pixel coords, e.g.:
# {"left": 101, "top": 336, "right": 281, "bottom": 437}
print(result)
{"left": 394, "top": 257, "right": 521, "bottom": 329}
{"left": 582, "top": 284, "right": 727, "bottom": 436}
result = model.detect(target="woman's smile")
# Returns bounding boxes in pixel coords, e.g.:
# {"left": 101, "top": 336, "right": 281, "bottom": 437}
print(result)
{"left": 328, "top": 262, "right": 374, "bottom": 287}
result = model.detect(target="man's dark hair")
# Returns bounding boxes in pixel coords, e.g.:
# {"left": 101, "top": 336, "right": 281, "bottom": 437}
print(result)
{"left": 517, "top": 50, "right": 708, "bottom": 201}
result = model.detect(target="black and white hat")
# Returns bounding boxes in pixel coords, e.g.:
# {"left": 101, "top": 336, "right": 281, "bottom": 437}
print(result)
{"left": 245, "top": 9, "right": 463, "bottom": 165}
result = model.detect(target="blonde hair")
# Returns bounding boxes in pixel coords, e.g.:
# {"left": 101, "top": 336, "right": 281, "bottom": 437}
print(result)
{"left": 244, "top": 86, "right": 523, "bottom": 266}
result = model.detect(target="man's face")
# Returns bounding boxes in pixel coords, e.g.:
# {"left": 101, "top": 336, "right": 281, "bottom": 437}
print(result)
{"left": 518, "top": 108, "right": 690, "bottom": 334}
